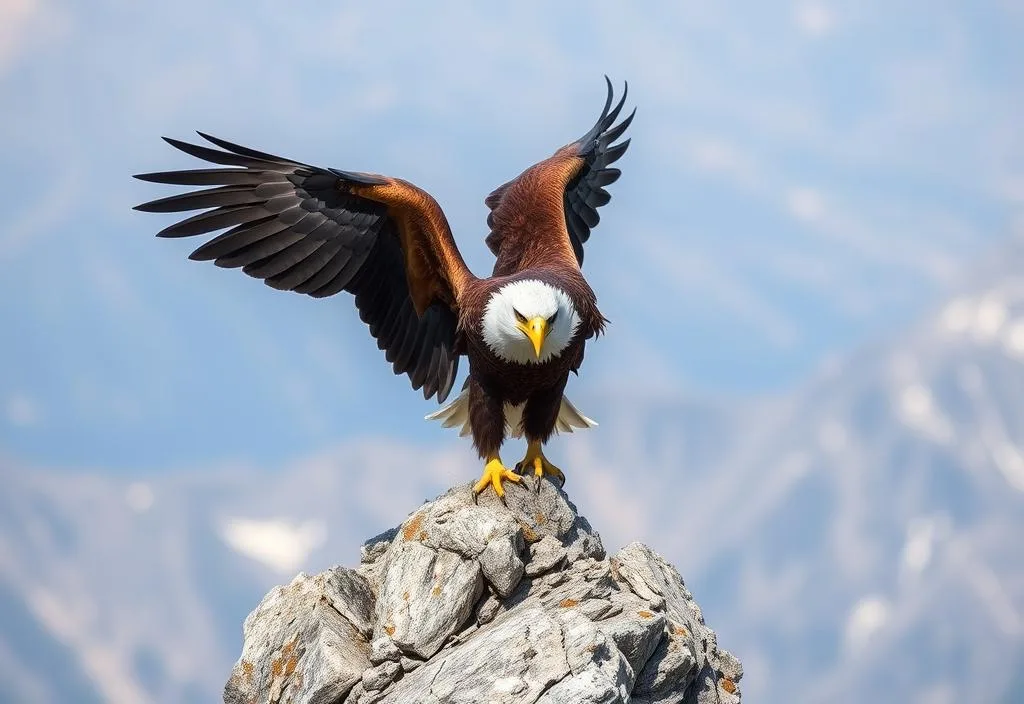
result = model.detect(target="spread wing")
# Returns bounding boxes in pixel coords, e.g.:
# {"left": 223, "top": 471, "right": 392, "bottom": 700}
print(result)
{"left": 485, "top": 77, "right": 634, "bottom": 270}
{"left": 133, "top": 133, "right": 475, "bottom": 402}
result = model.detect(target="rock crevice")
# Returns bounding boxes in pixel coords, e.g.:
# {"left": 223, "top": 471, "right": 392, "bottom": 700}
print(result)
{"left": 223, "top": 478, "right": 742, "bottom": 704}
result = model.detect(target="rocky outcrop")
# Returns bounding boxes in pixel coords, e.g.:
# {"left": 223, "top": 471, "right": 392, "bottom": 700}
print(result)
{"left": 223, "top": 477, "right": 742, "bottom": 704}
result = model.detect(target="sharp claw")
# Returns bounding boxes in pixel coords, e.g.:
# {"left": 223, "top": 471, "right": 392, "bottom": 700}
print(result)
{"left": 514, "top": 444, "right": 566, "bottom": 492}
{"left": 475, "top": 457, "right": 521, "bottom": 499}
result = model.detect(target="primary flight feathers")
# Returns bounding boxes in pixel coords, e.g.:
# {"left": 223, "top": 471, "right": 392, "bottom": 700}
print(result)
{"left": 133, "top": 78, "right": 633, "bottom": 410}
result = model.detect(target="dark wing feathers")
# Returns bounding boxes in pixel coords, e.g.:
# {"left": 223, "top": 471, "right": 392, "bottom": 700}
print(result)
{"left": 484, "top": 77, "right": 633, "bottom": 267}
{"left": 134, "top": 133, "right": 460, "bottom": 402}
{"left": 561, "top": 78, "right": 634, "bottom": 264}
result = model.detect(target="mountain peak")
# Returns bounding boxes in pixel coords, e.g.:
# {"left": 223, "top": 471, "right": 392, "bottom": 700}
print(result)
{"left": 223, "top": 479, "right": 742, "bottom": 704}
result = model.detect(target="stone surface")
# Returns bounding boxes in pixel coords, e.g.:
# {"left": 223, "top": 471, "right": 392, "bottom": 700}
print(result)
{"left": 361, "top": 660, "right": 402, "bottom": 692}
{"left": 223, "top": 568, "right": 374, "bottom": 704}
{"left": 524, "top": 535, "right": 567, "bottom": 577}
{"left": 373, "top": 540, "right": 483, "bottom": 659}
{"left": 369, "top": 637, "right": 402, "bottom": 665}
{"left": 383, "top": 606, "right": 569, "bottom": 703}
{"left": 225, "top": 480, "right": 741, "bottom": 703}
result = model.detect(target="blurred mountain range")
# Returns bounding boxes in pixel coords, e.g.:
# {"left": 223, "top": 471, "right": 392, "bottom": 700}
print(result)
{"left": 2, "top": 239, "right": 1023, "bottom": 703}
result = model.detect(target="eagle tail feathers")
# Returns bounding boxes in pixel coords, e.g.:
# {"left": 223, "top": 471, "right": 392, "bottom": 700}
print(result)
{"left": 425, "top": 389, "right": 597, "bottom": 438}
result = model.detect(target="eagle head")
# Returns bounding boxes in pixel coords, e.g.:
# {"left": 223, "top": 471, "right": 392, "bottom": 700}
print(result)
{"left": 482, "top": 279, "right": 581, "bottom": 365}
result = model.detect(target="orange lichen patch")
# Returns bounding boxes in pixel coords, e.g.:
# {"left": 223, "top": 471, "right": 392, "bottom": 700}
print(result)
{"left": 637, "top": 610, "right": 654, "bottom": 619}
{"left": 270, "top": 637, "right": 299, "bottom": 679}
{"left": 402, "top": 591, "right": 410, "bottom": 602}
{"left": 558, "top": 598, "right": 578, "bottom": 608}
{"left": 673, "top": 625, "right": 690, "bottom": 637}
{"left": 520, "top": 524, "right": 539, "bottom": 543}
{"left": 384, "top": 624, "right": 396, "bottom": 636}
{"left": 402, "top": 513, "right": 424, "bottom": 541}
{"left": 721, "top": 678, "right": 737, "bottom": 694}
{"left": 241, "top": 660, "right": 254, "bottom": 683}
{"left": 432, "top": 586, "right": 442, "bottom": 597}
{"left": 534, "top": 513, "right": 546, "bottom": 525}
{"left": 418, "top": 530, "right": 428, "bottom": 541}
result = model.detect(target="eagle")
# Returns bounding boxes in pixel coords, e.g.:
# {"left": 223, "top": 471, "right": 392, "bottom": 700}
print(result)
{"left": 134, "top": 79, "right": 634, "bottom": 498}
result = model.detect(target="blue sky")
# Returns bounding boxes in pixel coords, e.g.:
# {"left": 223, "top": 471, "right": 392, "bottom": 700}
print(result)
{"left": 0, "top": 0, "right": 1021, "bottom": 472}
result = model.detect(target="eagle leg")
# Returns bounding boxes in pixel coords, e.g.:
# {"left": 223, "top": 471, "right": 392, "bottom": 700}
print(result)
{"left": 473, "top": 454, "right": 522, "bottom": 499}
{"left": 516, "top": 440, "right": 566, "bottom": 491}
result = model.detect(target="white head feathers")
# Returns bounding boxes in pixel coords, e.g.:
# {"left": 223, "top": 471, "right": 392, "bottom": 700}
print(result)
{"left": 481, "top": 279, "right": 581, "bottom": 365}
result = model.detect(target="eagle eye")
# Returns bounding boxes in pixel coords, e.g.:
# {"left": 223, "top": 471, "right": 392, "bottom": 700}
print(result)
{"left": 547, "top": 311, "right": 558, "bottom": 325}
{"left": 513, "top": 309, "right": 527, "bottom": 323}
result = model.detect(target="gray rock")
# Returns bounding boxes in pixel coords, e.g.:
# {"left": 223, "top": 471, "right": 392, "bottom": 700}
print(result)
{"left": 475, "top": 590, "right": 502, "bottom": 625}
{"left": 399, "top": 656, "right": 423, "bottom": 673}
{"left": 361, "top": 660, "right": 402, "bottom": 692}
{"left": 369, "top": 637, "right": 402, "bottom": 665}
{"left": 631, "top": 625, "right": 699, "bottom": 704}
{"left": 524, "top": 534, "right": 567, "bottom": 577}
{"left": 361, "top": 527, "right": 398, "bottom": 565}
{"left": 382, "top": 606, "right": 569, "bottom": 703}
{"left": 223, "top": 568, "right": 374, "bottom": 704}
{"left": 418, "top": 488, "right": 527, "bottom": 596}
{"left": 373, "top": 540, "right": 483, "bottom": 659}
{"left": 225, "top": 482, "right": 741, "bottom": 703}
{"left": 613, "top": 542, "right": 742, "bottom": 703}
{"left": 478, "top": 533, "right": 525, "bottom": 596}
{"left": 599, "top": 600, "right": 667, "bottom": 677}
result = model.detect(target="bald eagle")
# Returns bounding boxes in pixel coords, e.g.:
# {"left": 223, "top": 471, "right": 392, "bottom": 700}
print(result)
{"left": 134, "top": 79, "right": 634, "bottom": 497}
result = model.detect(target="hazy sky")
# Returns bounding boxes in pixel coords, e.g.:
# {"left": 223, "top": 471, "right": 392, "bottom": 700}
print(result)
{"left": 1, "top": 0, "right": 1021, "bottom": 470}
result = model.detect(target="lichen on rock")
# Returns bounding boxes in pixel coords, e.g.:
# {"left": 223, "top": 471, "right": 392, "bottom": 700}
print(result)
{"left": 223, "top": 477, "right": 742, "bottom": 704}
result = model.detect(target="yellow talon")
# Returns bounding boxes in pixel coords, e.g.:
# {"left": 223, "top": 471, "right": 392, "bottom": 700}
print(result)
{"left": 473, "top": 455, "right": 521, "bottom": 498}
{"left": 517, "top": 440, "right": 566, "bottom": 487}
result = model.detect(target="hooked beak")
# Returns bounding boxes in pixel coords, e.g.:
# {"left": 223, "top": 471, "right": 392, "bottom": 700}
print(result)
{"left": 518, "top": 316, "right": 549, "bottom": 359}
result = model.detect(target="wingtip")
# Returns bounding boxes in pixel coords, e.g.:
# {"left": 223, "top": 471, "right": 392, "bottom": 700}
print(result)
{"left": 599, "top": 76, "right": 614, "bottom": 121}
{"left": 161, "top": 135, "right": 194, "bottom": 153}
{"left": 604, "top": 80, "right": 629, "bottom": 126}
{"left": 195, "top": 131, "right": 237, "bottom": 153}
{"left": 195, "top": 131, "right": 229, "bottom": 149}
{"left": 195, "top": 130, "right": 221, "bottom": 147}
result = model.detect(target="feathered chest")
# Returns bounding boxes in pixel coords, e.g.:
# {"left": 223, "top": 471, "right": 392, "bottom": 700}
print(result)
{"left": 460, "top": 276, "right": 589, "bottom": 391}
{"left": 466, "top": 328, "right": 582, "bottom": 400}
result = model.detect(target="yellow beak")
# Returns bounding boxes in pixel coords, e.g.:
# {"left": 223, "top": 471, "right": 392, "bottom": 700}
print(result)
{"left": 519, "top": 316, "right": 549, "bottom": 359}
